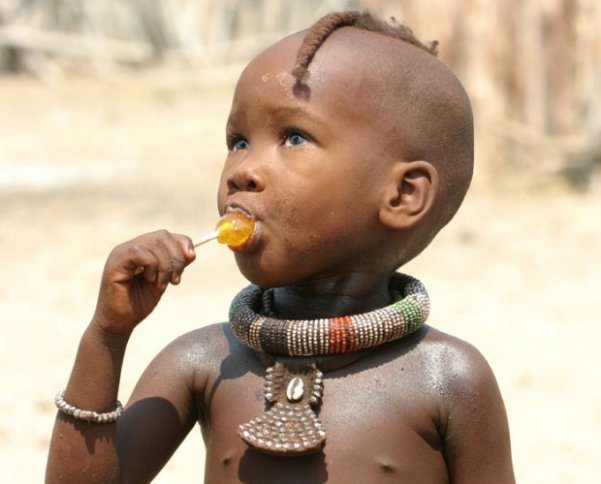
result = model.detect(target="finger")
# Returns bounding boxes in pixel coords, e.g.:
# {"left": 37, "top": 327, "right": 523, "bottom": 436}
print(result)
{"left": 142, "top": 264, "right": 158, "bottom": 284}
{"left": 125, "top": 245, "right": 159, "bottom": 284}
{"left": 154, "top": 232, "right": 186, "bottom": 285}
{"left": 166, "top": 234, "right": 196, "bottom": 284}
{"left": 173, "top": 233, "right": 196, "bottom": 262}
{"left": 141, "top": 232, "right": 175, "bottom": 291}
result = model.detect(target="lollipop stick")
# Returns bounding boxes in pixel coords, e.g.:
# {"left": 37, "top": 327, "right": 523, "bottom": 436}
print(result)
{"left": 193, "top": 230, "right": 219, "bottom": 248}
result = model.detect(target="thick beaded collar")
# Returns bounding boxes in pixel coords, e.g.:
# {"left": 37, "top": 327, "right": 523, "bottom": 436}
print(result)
{"left": 229, "top": 272, "right": 430, "bottom": 357}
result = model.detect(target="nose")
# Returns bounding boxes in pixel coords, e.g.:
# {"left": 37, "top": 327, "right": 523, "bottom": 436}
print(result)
{"left": 226, "top": 155, "right": 265, "bottom": 194}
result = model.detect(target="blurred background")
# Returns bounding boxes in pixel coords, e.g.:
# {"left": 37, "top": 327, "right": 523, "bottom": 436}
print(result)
{"left": 0, "top": 0, "right": 599, "bottom": 482}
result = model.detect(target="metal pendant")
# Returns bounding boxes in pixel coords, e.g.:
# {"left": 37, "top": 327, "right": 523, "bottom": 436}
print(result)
{"left": 237, "top": 361, "right": 325, "bottom": 455}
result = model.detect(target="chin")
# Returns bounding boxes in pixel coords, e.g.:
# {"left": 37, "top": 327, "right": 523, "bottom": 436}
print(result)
{"left": 234, "top": 254, "right": 303, "bottom": 289}
{"left": 236, "top": 265, "right": 287, "bottom": 289}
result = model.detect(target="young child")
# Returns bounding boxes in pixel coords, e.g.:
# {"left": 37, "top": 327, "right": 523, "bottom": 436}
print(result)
{"left": 46, "top": 11, "right": 514, "bottom": 483}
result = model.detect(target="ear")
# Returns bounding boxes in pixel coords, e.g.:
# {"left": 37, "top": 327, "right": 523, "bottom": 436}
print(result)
{"left": 379, "top": 160, "right": 439, "bottom": 230}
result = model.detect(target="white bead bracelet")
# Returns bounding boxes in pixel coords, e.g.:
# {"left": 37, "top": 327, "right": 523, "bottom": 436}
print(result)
{"left": 54, "top": 390, "right": 123, "bottom": 423}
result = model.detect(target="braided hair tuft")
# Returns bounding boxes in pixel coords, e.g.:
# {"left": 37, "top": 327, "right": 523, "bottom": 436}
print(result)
{"left": 292, "top": 11, "right": 438, "bottom": 82}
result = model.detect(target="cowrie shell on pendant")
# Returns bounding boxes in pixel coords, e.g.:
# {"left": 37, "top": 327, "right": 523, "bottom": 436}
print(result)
{"left": 286, "top": 377, "right": 304, "bottom": 402}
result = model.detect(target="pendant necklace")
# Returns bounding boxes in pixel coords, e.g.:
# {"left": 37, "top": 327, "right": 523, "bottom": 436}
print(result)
{"left": 229, "top": 273, "right": 430, "bottom": 455}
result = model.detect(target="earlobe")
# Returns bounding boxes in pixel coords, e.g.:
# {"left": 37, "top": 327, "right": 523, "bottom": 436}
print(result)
{"left": 379, "top": 161, "right": 438, "bottom": 230}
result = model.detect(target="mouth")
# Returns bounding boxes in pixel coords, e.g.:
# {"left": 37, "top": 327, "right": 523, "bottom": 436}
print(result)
{"left": 224, "top": 202, "right": 255, "bottom": 219}
{"left": 223, "top": 202, "right": 261, "bottom": 253}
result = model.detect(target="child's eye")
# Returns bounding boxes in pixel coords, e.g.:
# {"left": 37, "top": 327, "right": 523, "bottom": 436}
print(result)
{"left": 283, "top": 131, "right": 309, "bottom": 147}
{"left": 228, "top": 137, "right": 249, "bottom": 151}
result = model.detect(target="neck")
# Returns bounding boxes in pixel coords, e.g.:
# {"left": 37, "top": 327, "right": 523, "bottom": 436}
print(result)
{"left": 271, "top": 272, "right": 393, "bottom": 319}
{"left": 256, "top": 349, "right": 376, "bottom": 373}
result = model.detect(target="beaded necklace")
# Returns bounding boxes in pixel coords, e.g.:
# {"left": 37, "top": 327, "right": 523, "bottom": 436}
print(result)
{"left": 230, "top": 273, "right": 430, "bottom": 356}
{"left": 229, "top": 272, "right": 430, "bottom": 455}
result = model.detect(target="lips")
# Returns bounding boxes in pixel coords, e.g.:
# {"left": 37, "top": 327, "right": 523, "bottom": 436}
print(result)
{"left": 224, "top": 202, "right": 255, "bottom": 219}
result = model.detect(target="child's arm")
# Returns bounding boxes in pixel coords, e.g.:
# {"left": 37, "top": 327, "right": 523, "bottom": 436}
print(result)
{"left": 441, "top": 341, "right": 515, "bottom": 483}
{"left": 46, "top": 230, "right": 197, "bottom": 483}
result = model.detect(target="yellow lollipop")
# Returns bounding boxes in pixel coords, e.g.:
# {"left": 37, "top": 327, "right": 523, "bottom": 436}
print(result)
{"left": 193, "top": 212, "right": 255, "bottom": 248}
{"left": 215, "top": 212, "right": 256, "bottom": 246}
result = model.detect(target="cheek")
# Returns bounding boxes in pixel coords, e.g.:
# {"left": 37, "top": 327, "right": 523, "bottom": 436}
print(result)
{"left": 272, "top": 190, "right": 371, "bottom": 256}
{"left": 269, "top": 184, "right": 333, "bottom": 241}
{"left": 216, "top": 169, "right": 230, "bottom": 212}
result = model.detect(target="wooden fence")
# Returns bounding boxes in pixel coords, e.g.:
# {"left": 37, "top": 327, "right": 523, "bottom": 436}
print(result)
{"left": 1, "top": 0, "right": 599, "bottom": 188}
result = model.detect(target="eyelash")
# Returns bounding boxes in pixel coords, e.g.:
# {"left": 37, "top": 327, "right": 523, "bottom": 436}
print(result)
{"left": 226, "top": 127, "right": 312, "bottom": 151}
{"left": 226, "top": 134, "right": 247, "bottom": 151}
{"left": 281, "top": 128, "right": 311, "bottom": 147}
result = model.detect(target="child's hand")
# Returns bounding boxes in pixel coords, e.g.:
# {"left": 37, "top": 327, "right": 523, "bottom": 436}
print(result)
{"left": 92, "top": 230, "right": 196, "bottom": 336}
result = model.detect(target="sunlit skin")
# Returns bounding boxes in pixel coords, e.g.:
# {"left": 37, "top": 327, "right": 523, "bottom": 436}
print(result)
{"left": 46, "top": 27, "right": 514, "bottom": 484}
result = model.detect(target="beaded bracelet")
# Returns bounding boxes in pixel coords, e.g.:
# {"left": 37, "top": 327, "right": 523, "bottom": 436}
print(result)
{"left": 54, "top": 390, "right": 124, "bottom": 423}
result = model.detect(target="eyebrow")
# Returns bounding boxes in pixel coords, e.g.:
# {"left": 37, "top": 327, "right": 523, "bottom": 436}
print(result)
{"left": 227, "top": 105, "right": 327, "bottom": 128}
{"left": 269, "top": 106, "right": 327, "bottom": 126}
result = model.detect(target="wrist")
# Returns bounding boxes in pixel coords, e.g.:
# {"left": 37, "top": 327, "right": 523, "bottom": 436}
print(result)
{"left": 62, "top": 319, "right": 130, "bottom": 412}
{"left": 87, "top": 317, "right": 132, "bottom": 349}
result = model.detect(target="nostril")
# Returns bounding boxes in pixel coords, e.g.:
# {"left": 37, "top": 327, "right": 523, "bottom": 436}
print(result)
{"left": 226, "top": 163, "right": 261, "bottom": 193}
{"left": 227, "top": 179, "right": 239, "bottom": 195}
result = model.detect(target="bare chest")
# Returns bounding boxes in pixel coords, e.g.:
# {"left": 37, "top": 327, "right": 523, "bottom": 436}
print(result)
{"left": 201, "top": 363, "right": 448, "bottom": 483}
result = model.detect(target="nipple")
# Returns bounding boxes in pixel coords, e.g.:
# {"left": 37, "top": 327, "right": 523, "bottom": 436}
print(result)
{"left": 193, "top": 211, "right": 255, "bottom": 248}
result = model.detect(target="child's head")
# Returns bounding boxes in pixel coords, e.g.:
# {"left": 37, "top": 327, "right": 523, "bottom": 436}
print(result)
{"left": 217, "top": 11, "right": 473, "bottom": 288}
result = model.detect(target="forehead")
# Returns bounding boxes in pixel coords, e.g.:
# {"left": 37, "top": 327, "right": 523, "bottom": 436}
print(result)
{"left": 229, "top": 30, "right": 393, "bottom": 126}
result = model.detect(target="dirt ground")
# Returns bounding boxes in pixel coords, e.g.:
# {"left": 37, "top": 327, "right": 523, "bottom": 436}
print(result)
{"left": 0, "top": 76, "right": 599, "bottom": 483}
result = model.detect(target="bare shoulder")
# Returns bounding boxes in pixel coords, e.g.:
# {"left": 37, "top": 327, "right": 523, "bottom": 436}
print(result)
{"left": 406, "top": 326, "right": 503, "bottom": 419}
{"left": 128, "top": 322, "right": 239, "bottom": 402}
{"left": 166, "top": 322, "right": 235, "bottom": 359}
{"left": 412, "top": 327, "right": 515, "bottom": 483}
{"left": 156, "top": 322, "right": 241, "bottom": 377}
{"left": 417, "top": 326, "right": 497, "bottom": 392}
{"left": 378, "top": 325, "right": 497, "bottom": 394}
{"left": 116, "top": 323, "right": 245, "bottom": 482}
